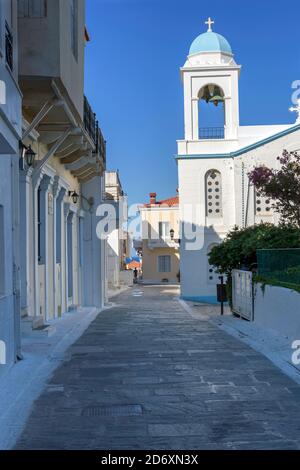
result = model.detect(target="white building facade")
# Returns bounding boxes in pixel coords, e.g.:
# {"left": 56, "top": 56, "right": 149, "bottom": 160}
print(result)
{"left": 17, "top": 0, "right": 106, "bottom": 324}
{"left": 104, "top": 171, "right": 131, "bottom": 292}
{"left": 139, "top": 193, "right": 180, "bottom": 284}
{"left": 176, "top": 19, "right": 300, "bottom": 303}
{"left": 0, "top": 0, "right": 22, "bottom": 373}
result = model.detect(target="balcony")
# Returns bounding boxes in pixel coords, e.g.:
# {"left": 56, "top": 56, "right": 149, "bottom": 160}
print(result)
{"left": 84, "top": 96, "right": 96, "bottom": 142}
{"left": 199, "top": 127, "right": 224, "bottom": 140}
{"left": 84, "top": 96, "right": 106, "bottom": 166}
{"left": 18, "top": 5, "right": 106, "bottom": 182}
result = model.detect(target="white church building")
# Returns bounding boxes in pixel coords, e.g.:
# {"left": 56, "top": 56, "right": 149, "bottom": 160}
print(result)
{"left": 176, "top": 18, "right": 300, "bottom": 303}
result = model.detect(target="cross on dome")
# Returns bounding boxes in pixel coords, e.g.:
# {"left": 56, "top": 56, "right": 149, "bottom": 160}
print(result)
{"left": 289, "top": 99, "right": 300, "bottom": 124}
{"left": 205, "top": 17, "right": 215, "bottom": 32}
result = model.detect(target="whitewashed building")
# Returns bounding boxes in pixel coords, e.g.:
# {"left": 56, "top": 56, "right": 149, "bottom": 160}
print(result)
{"left": 176, "top": 18, "right": 300, "bottom": 303}
{"left": 104, "top": 171, "right": 132, "bottom": 292}
{"left": 17, "top": 0, "right": 106, "bottom": 324}
{"left": 0, "top": 1, "right": 22, "bottom": 373}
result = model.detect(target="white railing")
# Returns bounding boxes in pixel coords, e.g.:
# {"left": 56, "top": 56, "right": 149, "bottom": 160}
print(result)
{"left": 232, "top": 270, "right": 253, "bottom": 321}
{"left": 148, "top": 239, "right": 179, "bottom": 249}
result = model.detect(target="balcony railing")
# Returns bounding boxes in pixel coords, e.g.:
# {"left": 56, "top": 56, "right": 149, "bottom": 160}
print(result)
{"left": 199, "top": 127, "right": 224, "bottom": 140}
{"left": 84, "top": 96, "right": 106, "bottom": 163}
{"left": 84, "top": 96, "right": 96, "bottom": 141}
{"left": 5, "top": 22, "right": 13, "bottom": 72}
{"left": 148, "top": 238, "right": 180, "bottom": 249}
{"left": 95, "top": 122, "right": 106, "bottom": 163}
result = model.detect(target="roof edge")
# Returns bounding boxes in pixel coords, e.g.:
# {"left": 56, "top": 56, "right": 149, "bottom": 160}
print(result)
{"left": 175, "top": 124, "right": 300, "bottom": 160}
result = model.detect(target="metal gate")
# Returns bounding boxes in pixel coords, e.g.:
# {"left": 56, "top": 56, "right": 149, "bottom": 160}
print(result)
{"left": 232, "top": 270, "right": 253, "bottom": 321}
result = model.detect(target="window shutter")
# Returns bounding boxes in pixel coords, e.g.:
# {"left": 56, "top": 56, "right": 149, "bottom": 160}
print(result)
{"left": 159, "top": 222, "right": 170, "bottom": 239}
{"left": 158, "top": 255, "right": 171, "bottom": 273}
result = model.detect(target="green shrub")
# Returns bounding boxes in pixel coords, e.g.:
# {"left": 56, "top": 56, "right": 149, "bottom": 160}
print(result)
{"left": 208, "top": 223, "right": 300, "bottom": 276}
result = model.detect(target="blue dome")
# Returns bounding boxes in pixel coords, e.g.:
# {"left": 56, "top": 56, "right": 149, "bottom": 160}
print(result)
{"left": 189, "top": 31, "right": 232, "bottom": 56}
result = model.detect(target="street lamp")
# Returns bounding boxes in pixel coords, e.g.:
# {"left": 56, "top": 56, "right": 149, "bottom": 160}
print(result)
{"left": 25, "top": 145, "right": 36, "bottom": 167}
{"left": 68, "top": 191, "right": 94, "bottom": 212}
{"left": 68, "top": 190, "right": 79, "bottom": 205}
{"left": 19, "top": 142, "right": 36, "bottom": 168}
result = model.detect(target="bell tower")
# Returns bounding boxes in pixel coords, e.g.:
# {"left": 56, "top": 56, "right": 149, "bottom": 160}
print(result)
{"left": 181, "top": 18, "right": 241, "bottom": 142}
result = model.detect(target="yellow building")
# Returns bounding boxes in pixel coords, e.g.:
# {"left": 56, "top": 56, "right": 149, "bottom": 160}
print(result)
{"left": 139, "top": 193, "right": 180, "bottom": 284}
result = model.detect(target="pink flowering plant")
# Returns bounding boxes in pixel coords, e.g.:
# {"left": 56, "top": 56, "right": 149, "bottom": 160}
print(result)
{"left": 248, "top": 150, "right": 300, "bottom": 227}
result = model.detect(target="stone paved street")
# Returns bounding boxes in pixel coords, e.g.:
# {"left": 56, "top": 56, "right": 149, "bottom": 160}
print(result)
{"left": 15, "top": 286, "right": 300, "bottom": 450}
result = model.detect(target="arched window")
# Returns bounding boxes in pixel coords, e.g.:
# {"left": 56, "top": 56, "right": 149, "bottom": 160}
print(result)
{"left": 206, "top": 170, "right": 222, "bottom": 217}
{"left": 198, "top": 84, "right": 225, "bottom": 140}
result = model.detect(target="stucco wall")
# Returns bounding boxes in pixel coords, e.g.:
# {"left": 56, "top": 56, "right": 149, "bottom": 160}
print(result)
{"left": 254, "top": 284, "right": 300, "bottom": 342}
{"left": 18, "top": 0, "right": 85, "bottom": 118}
{"left": 142, "top": 245, "right": 179, "bottom": 283}
{"left": 140, "top": 203, "right": 180, "bottom": 283}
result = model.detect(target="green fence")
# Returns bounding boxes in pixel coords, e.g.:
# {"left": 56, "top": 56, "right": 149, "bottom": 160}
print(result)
{"left": 257, "top": 249, "right": 300, "bottom": 287}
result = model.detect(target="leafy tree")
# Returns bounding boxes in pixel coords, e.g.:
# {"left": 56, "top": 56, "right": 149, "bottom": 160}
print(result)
{"left": 248, "top": 150, "right": 300, "bottom": 227}
{"left": 208, "top": 223, "right": 300, "bottom": 276}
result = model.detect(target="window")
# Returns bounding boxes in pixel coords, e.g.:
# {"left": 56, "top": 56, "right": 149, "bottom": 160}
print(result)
{"left": 18, "top": 0, "right": 47, "bottom": 18}
{"left": 56, "top": 197, "right": 62, "bottom": 264}
{"left": 207, "top": 244, "right": 219, "bottom": 284}
{"left": 158, "top": 255, "right": 171, "bottom": 273}
{"left": 78, "top": 217, "right": 83, "bottom": 268}
{"left": 5, "top": 21, "right": 13, "bottom": 72}
{"left": 158, "top": 221, "right": 170, "bottom": 240}
{"left": 67, "top": 212, "right": 74, "bottom": 298}
{"left": 255, "top": 191, "right": 272, "bottom": 216}
{"left": 0, "top": 206, "right": 5, "bottom": 295}
{"left": 206, "top": 169, "right": 222, "bottom": 217}
{"left": 37, "top": 186, "right": 46, "bottom": 264}
{"left": 70, "top": 0, "right": 78, "bottom": 60}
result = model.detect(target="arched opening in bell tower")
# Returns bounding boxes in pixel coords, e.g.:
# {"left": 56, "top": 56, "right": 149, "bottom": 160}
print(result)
{"left": 198, "top": 84, "right": 225, "bottom": 139}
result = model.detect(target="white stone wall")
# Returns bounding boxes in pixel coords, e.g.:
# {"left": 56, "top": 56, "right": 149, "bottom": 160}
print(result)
{"left": 254, "top": 284, "right": 300, "bottom": 342}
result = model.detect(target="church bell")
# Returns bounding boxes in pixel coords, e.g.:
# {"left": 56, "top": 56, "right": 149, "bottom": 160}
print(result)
{"left": 208, "top": 95, "right": 224, "bottom": 107}
{"left": 200, "top": 84, "right": 224, "bottom": 107}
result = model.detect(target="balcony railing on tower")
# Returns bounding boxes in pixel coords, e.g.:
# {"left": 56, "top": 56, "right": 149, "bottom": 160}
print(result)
{"left": 84, "top": 96, "right": 106, "bottom": 163}
{"left": 199, "top": 127, "right": 224, "bottom": 140}
{"left": 5, "top": 22, "right": 13, "bottom": 72}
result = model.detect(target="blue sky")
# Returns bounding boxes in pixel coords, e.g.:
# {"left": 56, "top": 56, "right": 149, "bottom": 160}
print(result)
{"left": 85, "top": 0, "right": 300, "bottom": 206}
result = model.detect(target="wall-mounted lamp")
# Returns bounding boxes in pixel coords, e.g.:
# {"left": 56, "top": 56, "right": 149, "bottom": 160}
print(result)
{"left": 25, "top": 145, "right": 36, "bottom": 167}
{"left": 68, "top": 190, "right": 79, "bottom": 205}
{"left": 170, "top": 228, "right": 175, "bottom": 240}
{"left": 68, "top": 191, "right": 94, "bottom": 212}
{"left": 19, "top": 141, "right": 36, "bottom": 168}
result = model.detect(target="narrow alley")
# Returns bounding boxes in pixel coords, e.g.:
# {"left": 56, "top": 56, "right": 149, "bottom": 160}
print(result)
{"left": 15, "top": 286, "right": 300, "bottom": 450}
